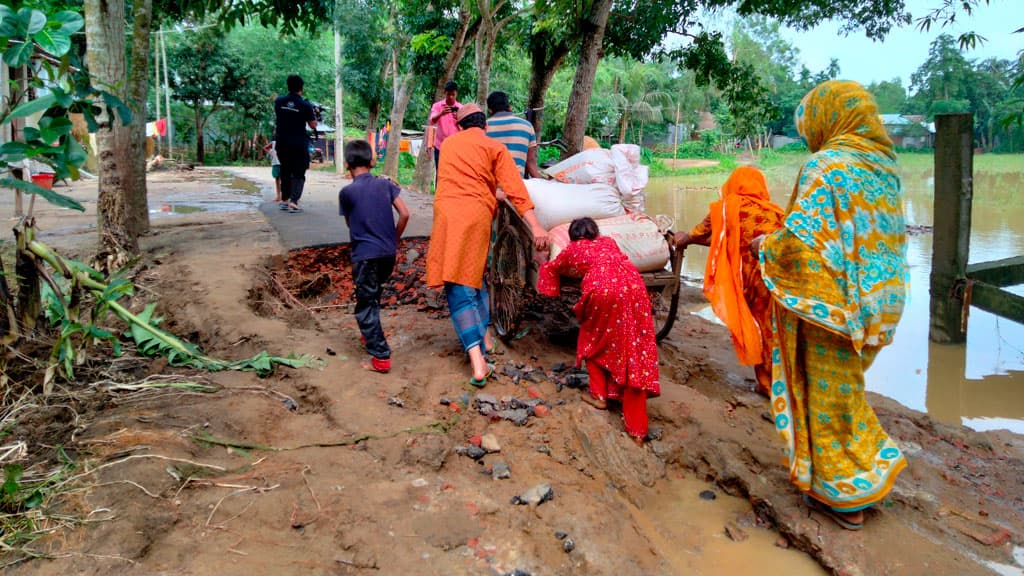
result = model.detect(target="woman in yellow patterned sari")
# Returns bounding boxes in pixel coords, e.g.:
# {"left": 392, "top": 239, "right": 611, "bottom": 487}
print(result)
{"left": 754, "top": 80, "right": 908, "bottom": 530}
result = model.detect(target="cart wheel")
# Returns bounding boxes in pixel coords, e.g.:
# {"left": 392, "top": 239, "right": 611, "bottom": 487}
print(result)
{"left": 650, "top": 246, "right": 683, "bottom": 343}
{"left": 490, "top": 226, "right": 528, "bottom": 339}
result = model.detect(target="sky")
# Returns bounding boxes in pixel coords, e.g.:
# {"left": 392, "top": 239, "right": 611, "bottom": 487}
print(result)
{"left": 777, "top": 0, "right": 1021, "bottom": 86}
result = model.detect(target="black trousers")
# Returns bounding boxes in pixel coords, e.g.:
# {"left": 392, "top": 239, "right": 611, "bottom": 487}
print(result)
{"left": 278, "top": 146, "right": 309, "bottom": 204}
{"left": 353, "top": 256, "right": 396, "bottom": 359}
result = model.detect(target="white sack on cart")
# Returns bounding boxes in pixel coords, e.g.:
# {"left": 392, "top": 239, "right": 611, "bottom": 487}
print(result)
{"left": 543, "top": 148, "right": 617, "bottom": 186}
{"left": 610, "top": 144, "right": 649, "bottom": 212}
{"left": 524, "top": 179, "right": 625, "bottom": 231}
{"left": 546, "top": 212, "right": 670, "bottom": 273}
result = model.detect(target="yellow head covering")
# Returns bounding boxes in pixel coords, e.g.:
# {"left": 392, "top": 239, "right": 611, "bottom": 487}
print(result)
{"left": 795, "top": 80, "right": 894, "bottom": 158}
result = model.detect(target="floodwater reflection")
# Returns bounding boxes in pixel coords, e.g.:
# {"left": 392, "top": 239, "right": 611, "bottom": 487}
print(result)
{"left": 646, "top": 158, "right": 1024, "bottom": 434}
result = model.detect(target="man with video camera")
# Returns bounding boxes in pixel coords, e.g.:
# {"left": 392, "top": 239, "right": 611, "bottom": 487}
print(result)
{"left": 274, "top": 74, "right": 317, "bottom": 213}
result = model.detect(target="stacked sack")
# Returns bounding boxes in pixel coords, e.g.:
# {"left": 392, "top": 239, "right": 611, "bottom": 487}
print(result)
{"left": 544, "top": 144, "right": 649, "bottom": 212}
{"left": 523, "top": 144, "right": 667, "bottom": 273}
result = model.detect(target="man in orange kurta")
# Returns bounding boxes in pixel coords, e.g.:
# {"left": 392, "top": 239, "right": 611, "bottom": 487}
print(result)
{"left": 676, "top": 166, "right": 784, "bottom": 396}
{"left": 426, "top": 103, "right": 549, "bottom": 385}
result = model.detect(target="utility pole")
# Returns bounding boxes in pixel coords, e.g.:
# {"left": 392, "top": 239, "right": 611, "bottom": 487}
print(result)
{"left": 673, "top": 100, "right": 681, "bottom": 163}
{"left": 334, "top": 0, "right": 344, "bottom": 173}
{"left": 153, "top": 29, "right": 161, "bottom": 156}
{"left": 161, "top": 30, "right": 173, "bottom": 158}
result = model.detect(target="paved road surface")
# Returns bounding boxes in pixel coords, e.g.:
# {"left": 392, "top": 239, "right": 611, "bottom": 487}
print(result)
{"left": 219, "top": 166, "right": 435, "bottom": 250}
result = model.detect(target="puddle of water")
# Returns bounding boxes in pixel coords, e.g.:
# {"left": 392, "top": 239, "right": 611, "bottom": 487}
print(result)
{"left": 220, "top": 176, "right": 263, "bottom": 196}
{"left": 151, "top": 203, "right": 206, "bottom": 215}
{"left": 646, "top": 156, "right": 1024, "bottom": 434}
{"left": 147, "top": 170, "right": 267, "bottom": 217}
{"left": 635, "top": 474, "right": 826, "bottom": 575}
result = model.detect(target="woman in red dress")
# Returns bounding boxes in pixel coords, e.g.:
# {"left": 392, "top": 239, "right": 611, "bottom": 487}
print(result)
{"left": 538, "top": 217, "right": 660, "bottom": 444}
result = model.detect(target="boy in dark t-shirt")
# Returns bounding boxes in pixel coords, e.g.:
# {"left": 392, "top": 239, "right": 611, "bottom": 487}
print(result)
{"left": 339, "top": 140, "right": 411, "bottom": 373}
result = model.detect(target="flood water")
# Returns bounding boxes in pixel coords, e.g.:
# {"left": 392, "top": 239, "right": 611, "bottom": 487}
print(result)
{"left": 646, "top": 155, "right": 1024, "bottom": 434}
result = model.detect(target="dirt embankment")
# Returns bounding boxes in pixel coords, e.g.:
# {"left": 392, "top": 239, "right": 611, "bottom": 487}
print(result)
{"left": 4, "top": 169, "right": 1023, "bottom": 576}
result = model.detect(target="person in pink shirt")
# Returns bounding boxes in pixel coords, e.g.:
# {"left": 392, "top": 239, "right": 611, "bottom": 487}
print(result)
{"left": 429, "top": 80, "right": 462, "bottom": 169}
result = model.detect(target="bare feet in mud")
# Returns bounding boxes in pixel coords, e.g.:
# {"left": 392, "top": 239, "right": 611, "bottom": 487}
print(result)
{"left": 580, "top": 394, "right": 607, "bottom": 410}
{"left": 804, "top": 495, "right": 865, "bottom": 530}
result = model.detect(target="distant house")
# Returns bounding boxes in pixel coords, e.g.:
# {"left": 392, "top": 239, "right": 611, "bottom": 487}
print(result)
{"left": 879, "top": 114, "right": 934, "bottom": 149}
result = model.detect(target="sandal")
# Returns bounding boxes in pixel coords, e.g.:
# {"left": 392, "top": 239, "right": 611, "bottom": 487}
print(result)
{"left": 469, "top": 363, "right": 496, "bottom": 388}
{"left": 803, "top": 494, "right": 863, "bottom": 531}
{"left": 289, "top": 206, "right": 303, "bottom": 213}
{"left": 361, "top": 356, "right": 391, "bottom": 374}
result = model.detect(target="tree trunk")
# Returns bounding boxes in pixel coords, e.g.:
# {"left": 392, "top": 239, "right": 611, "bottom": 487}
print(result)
{"left": 128, "top": 0, "right": 152, "bottom": 236}
{"left": 383, "top": 73, "right": 413, "bottom": 180}
{"left": 412, "top": 1, "right": 477, "bottom": 192}
{"left": 85, "top": 0, "right": 138, "bottom": 267}
{"left": 526, "top": 40, "right": 569, "bottom": 137}
{"left": 561, "top": 0, "right": 612, "bottom": 158}
{"left": 367, "top": 102, "right": 381, "bottom": 135}
{"left": 474, "top": 0, "right": 499, "bottom": 105}
{"left": 474, "top": 27, "right": 490, "bottom": 106}
{"left": 618, "top": 112, "right": 628, "bottom": 144}
{"left": 195, "top": 106, "right": 205, "bottom": 164}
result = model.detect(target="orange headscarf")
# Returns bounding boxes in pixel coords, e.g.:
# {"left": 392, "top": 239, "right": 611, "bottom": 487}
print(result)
{"left": 703, "top": 166, "right": 784, "bottom": 365}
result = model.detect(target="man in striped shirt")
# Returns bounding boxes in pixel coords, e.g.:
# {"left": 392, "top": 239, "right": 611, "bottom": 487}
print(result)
{"left": 485, "top": 91, "right": 542, "bottom": 179}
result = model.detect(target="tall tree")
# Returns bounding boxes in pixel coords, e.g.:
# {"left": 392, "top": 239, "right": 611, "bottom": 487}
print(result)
{"left": 524, "top": 1, "right": 572, "bottom": 136}
{"left": 473, "top": 0, "right": 523, "bottom": 104}
{"left": 605, "top": 58, "right": 672, "bottom": 144}
{"left": 85, "top": 0, "right": 137, "bottom": 267}
{"left": 908, "top": 34, "right": 974, "bottom": 113}
{"left": 868, "top": 79, "right": 908, "bottom": 114}
{"left": 551, "top": 0, "right": 912, "bottom": 156}
{"left": 561, "top": 0, "right": 612, "bottom": 156}
{"left": 166, "top": 30, "right": 245, "bottom": 164}
{"left": 127, "top": 0, "right": 152, "bottom": 237}
{"left": 409, "top": 0, "right": 479, "bottom": 191}
{"left": 338, "top": 0, "right": 391, "bottom": 134}
{"left": 82, "top": 0, "right": 334, "bottom": 263}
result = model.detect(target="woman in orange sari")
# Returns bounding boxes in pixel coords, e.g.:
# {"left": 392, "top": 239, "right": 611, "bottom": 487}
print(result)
{"left": 676, "top": 166, "right": 784, "bottom": 396}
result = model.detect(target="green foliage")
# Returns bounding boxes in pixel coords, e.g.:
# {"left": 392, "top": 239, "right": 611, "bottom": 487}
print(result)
{"left": 0, "top": 5, "right": 128, "bottom": 212}
{"left": 676, "top": 140, "right": 716, "bottom": 159}
{"left": 2, "top": 464, "right": 43, "bottom": 512}
{"left": 187, "top": 0, "right": 332, "bottom": 36}
{"left": 537, "top": 145, "right": 563, "bottom": 166}
{"left": 868, "top": 78, "right": 908, "bottom": 114}
{"left": 914, "top": 0, "right": 992, "bottom": 50}
{"left": 25, "top": 238, "right": 318, "bottom": 380}
{"left": 776, "top": 141, "right": 808, "bottom": 152}
{"left": 906, "top": 34, "right": 1023, "bottom": 150}
{"left": 371, "top": 152, "right": 417, "bottom": 188}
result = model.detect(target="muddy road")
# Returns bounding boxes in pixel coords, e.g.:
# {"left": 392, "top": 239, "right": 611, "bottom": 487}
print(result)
{"left": 2, "top": 167, "right": 1022, "bottom": 575}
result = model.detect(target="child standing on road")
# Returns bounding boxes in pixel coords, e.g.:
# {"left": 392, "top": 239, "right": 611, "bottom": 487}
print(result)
{"left": 339, "top": 140, "right": 411, "bottom": 373}
{"left": 263, "top": 140, "right": 283, "bottom": 208}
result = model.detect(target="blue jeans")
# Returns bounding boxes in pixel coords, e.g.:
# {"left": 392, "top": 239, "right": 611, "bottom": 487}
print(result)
{"left": 353, "top": 257, "right": 395, "bottom": 359}
{"left": 444, "top": 282, "right": 490, "bottom": 353}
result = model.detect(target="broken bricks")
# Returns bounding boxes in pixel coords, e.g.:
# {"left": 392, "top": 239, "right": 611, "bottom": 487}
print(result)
{"left": 473, "top": 393, "right": 550, "bottom": 426}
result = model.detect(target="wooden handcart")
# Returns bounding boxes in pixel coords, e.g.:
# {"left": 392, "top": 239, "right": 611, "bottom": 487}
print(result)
{"left": 488, "top": 200, "right": 683, "bottom": 343}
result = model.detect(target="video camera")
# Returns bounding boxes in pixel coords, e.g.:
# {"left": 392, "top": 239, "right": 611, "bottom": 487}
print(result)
{"left": 307, "top": 101, "right": 326, "bottom": 123}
